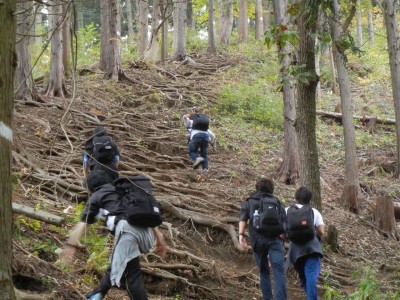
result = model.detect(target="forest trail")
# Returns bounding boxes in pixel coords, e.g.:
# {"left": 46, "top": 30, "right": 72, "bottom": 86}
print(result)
{"left": 11, "top": 53, "right": 400, "bottom": 299}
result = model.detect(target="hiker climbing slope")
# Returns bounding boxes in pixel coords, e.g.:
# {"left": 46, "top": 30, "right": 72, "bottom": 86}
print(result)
{"left": 182, "top": 112, "right": 216, "bottom": 172}
{"left": 83, "top": 126, "right": 120, "bottom": 181}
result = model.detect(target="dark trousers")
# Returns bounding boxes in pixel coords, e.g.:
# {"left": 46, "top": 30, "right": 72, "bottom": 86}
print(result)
{"left": 90, "top": 161, "right": 119, "bottom": 181}
{"left": 91, "top": 256, "right": 148, "bottom": 300}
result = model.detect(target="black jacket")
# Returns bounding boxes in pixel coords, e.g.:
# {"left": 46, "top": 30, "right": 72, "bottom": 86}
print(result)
{"left": 239, "top": 191, "right": 286, "bottom": 247}
{"left": 81, "top": 183, "right": 125, "bottom": 225}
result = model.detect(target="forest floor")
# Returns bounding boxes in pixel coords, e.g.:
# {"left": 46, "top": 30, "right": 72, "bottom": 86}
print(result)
{"left": 10, "top": 51, "right": 400, "bottom": 300}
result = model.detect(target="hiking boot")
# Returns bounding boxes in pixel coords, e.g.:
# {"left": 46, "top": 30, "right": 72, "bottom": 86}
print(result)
{"left": 202, "top": 168, "right": 209, "bottom": 176}
{"left": 87, "top": 293, "right": 103, "bottom": 300}
{"left": 193, "top": 157, "right": 204, "bottom": 169}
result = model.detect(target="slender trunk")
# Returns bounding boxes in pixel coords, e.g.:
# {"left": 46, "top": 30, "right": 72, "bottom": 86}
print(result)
{"left": 105, "top": 0, "right": 122, "bottom": 80}
{"left": 62, "top": 2, "right": 71, "bottom": 77}
{"left": 382, "top": 0, "right": 400, "bottom": 178}
{"left": 144, "top": 0, "right": 161, "bottom": 62}
{"left": 160, "top": 0, "right": 168, "bottom": 63}
{"left": 238, "top": 0, "right": 248, "bottom": 43}
{"left": 172, "top": 0, "right": 187, "bottom": 60}
{"left": 356, "top": 1, "right": 363, "bottom": 48}
{"left": 208, "top": 0, "right": 217, "bottom": 53}
{"left": 272, "top": 0, "right": 298, "bottom": 184}
{"left": 332, "top": 0, "right": 359, "bottom": 213}
{"left": 137, "top": 0, "right": 149, "bottom": 57}
{"left": 218, "top": 0, "right": 233, "bottom": 45}
{"left": 368, "top": 7, "right": 374, "bottom": 46}
{"left": 255, "top": 0, "right": 263, "bottom": 39}
{"left": 34, "top": 3, "right": 43, "bottom": 44}
{"left": 295, "top": 0, "right": 322, "bottom": 209}
{"left": 329, "top": 46, "right": 338, "bottom": 94}
{"left": 75, "top": 0, "right": 84, "bottom": 30}
{"left": 45, "top": 0, "right": 67, "bottom": 97}
{"left": 262, "top": 0, "right": 270, "bottom": 32}
{"left": 126, "top": 0, "right": 134, "bottom": 37}
{"left": 100, "top": 0, "right": 111, "bottom": 71}
{"left": 0, "top": 1, "right": 17, "bottom": 299}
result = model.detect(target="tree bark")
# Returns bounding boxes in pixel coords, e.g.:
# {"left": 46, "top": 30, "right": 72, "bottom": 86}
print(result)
{"left": 126, "top": 0, "right": 135, "bottom": 38}
{"left": 160, "top": 0, "right": 169, "bottom": 63}
{"left": 295, "top": 0, "right": 322, "bottom": 210}
{"left": 104, "top": 0, "right": 122, "bottom": 80}
{"left": 14, "top": 1, "right": 41, "bottom": 102}
{"left": 356, "top": 0, "right": 363, "bottom": 48}
{"left": 331, "top": 0, "right": 359, "bottom": 214}
{"left": 237, "top": 0, "right": 248, "bottom": 43}
{"left": 375, "top": 197, "right": 398, "bottom": 239}
{"left": 382, "top": 0, "right": 400, "bottom": 178}
{"left": 137, "top": 0, "right": 149, "bottom": 57}
{"left": 62, "top": 2, "right": 71, "bottom": 77}
{"left": 172, "top": 0, "right": 187, "bottom": 60}
{"left": 144, "top": 0, "right": 161, "bottom": 62}
{"left": 272, "top": 0, "right": 298, "bottom": 185}
{"left": 262, "top": 0, "right": 270, "bottom": 32}
{"left": 100, "top": 0, "right": 111, "bottom": 71}
{"left": 207, "top": 0, "right": 217, "bottom": 53}
{"left": 45, "top": 0, "right": 67, "bottom": 97}
{"left": 218, "top": 0, "right": 233, "bottom": 45}
{"left": 0, "top": 1, "right": 17, "bottom": 299}
{"left": 368, "top": 7, "right": 374, "bottom": 46}
{"left": 34, "top": 3, "right": 43, "bottom": 44}
{"left": 255, "top": 0, "right": 263, "bottom": 40}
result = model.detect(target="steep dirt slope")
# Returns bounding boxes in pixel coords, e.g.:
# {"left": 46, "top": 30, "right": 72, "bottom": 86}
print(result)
{"left": 11, "top": 53, "right": 400, "bottom": 299}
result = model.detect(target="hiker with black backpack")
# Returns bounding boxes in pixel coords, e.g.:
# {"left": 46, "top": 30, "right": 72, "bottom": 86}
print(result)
{"left": 60, "top": 170, "right": 167, "bottom": 300}
{"left": 83, "top": 126, "right": 120, "bottom": 181}
{"left": 285, "top": 186, "right": 325, "bottom": 300}
{"left": 238, "top": 178, "right": 287, "bottom": 300}
{"left": 182, "top": 113, "right": 216, "bottom": 172}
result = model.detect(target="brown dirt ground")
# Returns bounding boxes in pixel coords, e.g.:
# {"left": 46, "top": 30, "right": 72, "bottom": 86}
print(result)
{"left": 11, "top": 52, "right": 400, "bottom": 300}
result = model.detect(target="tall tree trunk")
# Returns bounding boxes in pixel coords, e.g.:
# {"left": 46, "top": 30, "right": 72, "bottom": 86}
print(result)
{"left": 172, "top": 0, "right": 187, "bottom": 60}
{"left": 262, "top": 0, "right": 271, "bottom": 32}
{"left": 34, "top": 3, "right": 43, "bottom": 44}
{"left": 45, "top": 0, "right": 67, "bottom": 97}
{"left": 105, "top": 0, "right": 122, "bottom": 80}
{"left": 368, "top": 7, "right": 374, "bottom": 46}
{"left": 238, "top": 0, "right": 248, "bottom": 43}
{"left": 207, "top": 0, "right": 217, "bottom": 53}
{"left": 187, "top": 0, "right": 194, "bottom": 29}
{"left": 62, "top": 2, "right": 71, "bottom": 77}
{"left": 272, "top": 0, "right": 298, "bottom": 184}
{"left": 15, "top": 1, "right": 41, "bottom": 102}
{"left": 137, "top": 0, "right": 149, "bottom": 57}
{"left": 331, "top": 0, "right": 359, "bottom": 214}
{"left": 160, "top": 0, "right": 169, "bottom": 63}
{"left": 356, "top": 0, "right": 363, "bottom": 48}
{"left": 126, "top": 0, "right": 134, "bottom": 38}
{"left": 75, "top": 0, "right": 84, "bottom": 30}
{"left": 295, "top": 0, "right": 322, "bottom": 210}
{"left": 255, "top": 0, "right": 263, "bottom": 40}
{"left": 0, "top": 1, "right": 17, "bottom": 299}
{"left": 218, "top": 0, "right": 234, "bottom": 45}
{"left": 382, "top": 0, "right": 400, "bottom": 178}
{"left": 144, "top": 0, "right": 161, "bottom": 62}
{"left": 100, "top": 0, "right": 111, "bottom": 71}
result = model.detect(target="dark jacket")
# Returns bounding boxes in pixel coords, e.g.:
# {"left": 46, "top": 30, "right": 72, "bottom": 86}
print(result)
{"left": 239, "top": 191, "right": 286, "bottom": 248}
{"left": 81, "top": 183, "right": 125, "bottom": 225}
{"left": 285, "top": 235, "right": 323, "bottom": 271}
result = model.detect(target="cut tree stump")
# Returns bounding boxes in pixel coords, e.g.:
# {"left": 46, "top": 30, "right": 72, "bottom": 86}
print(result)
{"left": 326, "top": 225, "right": 339, "bottom": 252}
{"left": 12, "top": 202, "right": 65, "bottom": 226}
{"left": 374, "top": 197, "right": 398, "bottom": 239}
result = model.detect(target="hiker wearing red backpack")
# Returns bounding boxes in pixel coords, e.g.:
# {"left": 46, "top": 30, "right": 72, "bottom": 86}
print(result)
{"left": 285, "top": 186, "right": 325, "bottom": 300}
{"left": 238, "top": 178, "right": 287, "bottom": 300}
{"left": 182, "top": 113, "right": 216, "bottom": 172}
{"left": 60, "top": 170, "right": 167, "bottom": 300}
{"left": 83, "top": 126, "right": 120, "bottom": 181}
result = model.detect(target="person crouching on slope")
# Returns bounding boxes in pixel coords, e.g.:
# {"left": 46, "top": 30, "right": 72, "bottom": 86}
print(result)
{"left": 182, "top": 113, "right": 216, "bottom": 172}
{"left": 60, "top": 170, "right": 167, "bottom": 300}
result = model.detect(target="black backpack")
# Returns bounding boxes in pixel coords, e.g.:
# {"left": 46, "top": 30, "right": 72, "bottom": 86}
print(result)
{"left": 93, "top": 135, "right": 115, "bottom": 163}
{"left": 192, "top": 114, "right": 210, "bottom": 131}
{"left": 113, "top": 176, "right": 162, "bottom": 228}
{"left": 287, "top": 205, "right": 315, "bottom": 244}
{"left": 253, "top": 197, "right": 285, "bottom": 238}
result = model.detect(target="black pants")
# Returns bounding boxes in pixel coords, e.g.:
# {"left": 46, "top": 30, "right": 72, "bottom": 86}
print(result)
{"left": 91, "top": 256, "right": 148, "bottom": 300}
